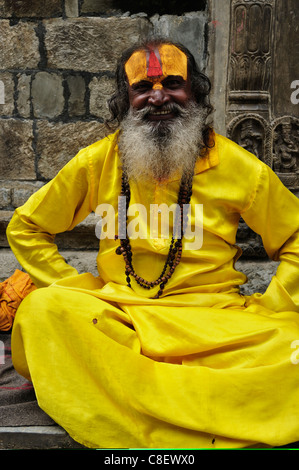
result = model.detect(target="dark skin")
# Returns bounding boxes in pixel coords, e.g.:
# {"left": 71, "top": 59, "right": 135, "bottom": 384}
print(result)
{"left": 128, "top": 74, "right": 193, "bottom": 122}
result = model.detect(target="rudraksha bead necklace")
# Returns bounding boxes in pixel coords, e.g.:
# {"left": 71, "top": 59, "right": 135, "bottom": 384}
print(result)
{"left": 115, "top": 169, "right": 194, "bottom": 298}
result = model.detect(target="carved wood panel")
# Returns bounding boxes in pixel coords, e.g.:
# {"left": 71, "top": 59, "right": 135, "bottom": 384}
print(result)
{"left": 226, "top": 0, "right": 299, "bottom": 257}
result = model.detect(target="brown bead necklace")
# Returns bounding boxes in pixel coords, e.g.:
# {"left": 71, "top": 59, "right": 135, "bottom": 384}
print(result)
{"left": 115, "top": 170, "right": 194, "bottom": 298}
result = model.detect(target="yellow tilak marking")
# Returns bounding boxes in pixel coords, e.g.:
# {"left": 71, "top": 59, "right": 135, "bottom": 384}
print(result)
{"left": 125, "top": 44, "right": 188, "bottom": 86}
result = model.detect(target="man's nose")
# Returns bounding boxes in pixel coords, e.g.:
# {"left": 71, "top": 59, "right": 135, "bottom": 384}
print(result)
{"left": 148, "top": 88, "right": 169, "bottom": 106}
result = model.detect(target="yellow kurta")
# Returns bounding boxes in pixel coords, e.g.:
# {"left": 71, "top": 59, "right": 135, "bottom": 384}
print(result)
{"left": 6, "top": 131, "right": 299, "bottom": 448}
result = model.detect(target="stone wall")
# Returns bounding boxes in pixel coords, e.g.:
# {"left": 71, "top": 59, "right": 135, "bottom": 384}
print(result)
{"left": 0, "top": 0, "right": 209, "bottom": 250}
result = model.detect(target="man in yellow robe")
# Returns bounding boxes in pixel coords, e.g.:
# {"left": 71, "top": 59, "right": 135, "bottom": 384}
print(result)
{"left": 6, "top": 39, "right": 299, "bottom": 449}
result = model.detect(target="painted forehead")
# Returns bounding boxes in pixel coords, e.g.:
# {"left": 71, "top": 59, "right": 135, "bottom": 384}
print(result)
{"left": 125, "top": 44, "right": 188, "bottom": 85}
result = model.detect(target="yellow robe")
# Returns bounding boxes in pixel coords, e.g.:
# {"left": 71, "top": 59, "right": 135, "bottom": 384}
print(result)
{"left": 6, "top": 131, "right": 299, "bottom": 449}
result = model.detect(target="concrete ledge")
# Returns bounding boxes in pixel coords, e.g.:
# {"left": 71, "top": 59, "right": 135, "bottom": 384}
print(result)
{"left": 0, "top": 248, "right": 98, "bottom": 282}
{"left": 0, "top": 210, "right": 99, "bottom": 250}
{"left": 0, "top": 425, "right": 86, "bottom": 449}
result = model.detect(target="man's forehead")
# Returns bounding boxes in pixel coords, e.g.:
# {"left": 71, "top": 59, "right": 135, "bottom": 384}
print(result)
{"left": 125, "top": 44, "right": 188, "bottom": 85}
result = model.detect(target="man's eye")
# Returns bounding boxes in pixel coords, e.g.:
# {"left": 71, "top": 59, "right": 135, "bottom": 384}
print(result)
{"left": 132, "top": 82, "right": 152, "bottom": 92}
{"left": 163, "top": 78, "right": 183, "bottom": 89}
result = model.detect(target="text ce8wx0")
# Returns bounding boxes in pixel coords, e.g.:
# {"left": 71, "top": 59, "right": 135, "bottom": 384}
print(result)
{"left": 103, "top": 453, "right": 196, "bottom": 467}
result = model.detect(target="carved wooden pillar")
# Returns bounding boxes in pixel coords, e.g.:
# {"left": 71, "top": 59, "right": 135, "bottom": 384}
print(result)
{"left": 225, "top": 0, "right": 299, "bottom": 257}
{"left": 227, "top": 0, "right": 275, "bottom": 167}
{"left": 228, "top": 0, "right": 274, "bottom": 116}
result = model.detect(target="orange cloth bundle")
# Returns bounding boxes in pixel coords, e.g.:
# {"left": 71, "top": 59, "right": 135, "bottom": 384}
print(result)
{"left": 0, "top": 269, "right": 36, "bottom": 331}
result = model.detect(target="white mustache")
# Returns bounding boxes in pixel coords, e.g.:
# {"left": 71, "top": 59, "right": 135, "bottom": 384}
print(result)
{"left": 135, "top": 103, "right": 186, "bottom": 120}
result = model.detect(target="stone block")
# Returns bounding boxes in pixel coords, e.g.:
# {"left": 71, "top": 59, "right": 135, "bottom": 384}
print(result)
{"left": 0, "top": 425, "right": 85, "bottom": 450}
{"left": 80, "top": 0, "right": 116, "bottom": 14}
{"left": 65, "top": 0, "right": 79, "bottom": 18}
{"left": 32, "top": 72, "right": 64, "bottom": 119}
{"left": 0, "top": 0, "right": 62, "bottom": 17}
{"left": 235, "top": 259, "right": 278, "bottom": 295}
{"left": 44, "top": 17, "right": 152, "bottom": 73}
{"left": 0, "top": 72, "right": 14, "bottom": 116}
{"left": 0, "top": 20, "right": 40, "bottom": 69}
{"left": 56, "top": 215, "right": 100, "bottom": 251}
{"left": 16, "top": 74, "right": 31, "bottom": 118}
{"left": 0, "top": 119, "right": 35, "bottom": 180}
{"left": 67, "top": 75, "right": 86, "bottom": 117}
{"left": 89, "top": 75, "right": 115, "bottom": 119}
{"left": 36, "top": 120, "right": 107, "bottom": 180}
{"left": 0, "top": 247, "right": 22, "bottom": 281}
{"left": 0, "top": 187, "right": 11, "bottom": 209}
{"left": 0, "top": 211, "right": 13, "bottom": 248}
{"left": 58, "top": 248, "right": 98, "bottom": 276}
{"left": 0, "top": 181, "right": 44, "bottom": 210}
{"left": 11, "top": 181, "right": 44, "bottom": 208}
{"left": 151, "top": 12, "right": 208, "bottom": 71}
{"left": 0, "top": 247, "right": 99, "bottom": 282}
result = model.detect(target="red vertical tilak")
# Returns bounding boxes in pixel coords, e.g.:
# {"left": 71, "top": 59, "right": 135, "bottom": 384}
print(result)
{"left": 147, "top": 50, "right": 163, "bottom": 77}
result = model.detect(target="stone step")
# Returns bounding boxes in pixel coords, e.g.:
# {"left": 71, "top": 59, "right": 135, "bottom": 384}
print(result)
{"left": 0, "top": 210, "right": 100, "bottom": 250}
{"left": 0, "top": 425, "right": 86, "bottom": 450}
{"left": 0, "top": 248, "right": 98, "bottom": 282}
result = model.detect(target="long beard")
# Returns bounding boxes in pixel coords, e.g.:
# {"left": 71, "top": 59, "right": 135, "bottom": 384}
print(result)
{"left": 118, "top": 101, "right": 208, "bottom": 182}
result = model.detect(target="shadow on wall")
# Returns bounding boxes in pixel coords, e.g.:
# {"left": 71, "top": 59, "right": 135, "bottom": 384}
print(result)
{"left": 112, "top": 0, "right": 207, "bottom": 16}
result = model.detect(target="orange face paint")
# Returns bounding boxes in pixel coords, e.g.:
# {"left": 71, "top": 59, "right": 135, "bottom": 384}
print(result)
{"left": 125, "top": 44, "right": 188, "bottom": 89}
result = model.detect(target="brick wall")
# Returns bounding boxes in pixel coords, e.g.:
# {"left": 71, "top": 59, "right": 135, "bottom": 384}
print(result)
{"left": 0, "top": 1, "right": 209, "bottom": 248}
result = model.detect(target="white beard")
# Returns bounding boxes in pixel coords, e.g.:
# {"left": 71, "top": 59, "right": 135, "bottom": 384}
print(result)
{"left": 118, "top": 101, "right": 208, "bottom": 182}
